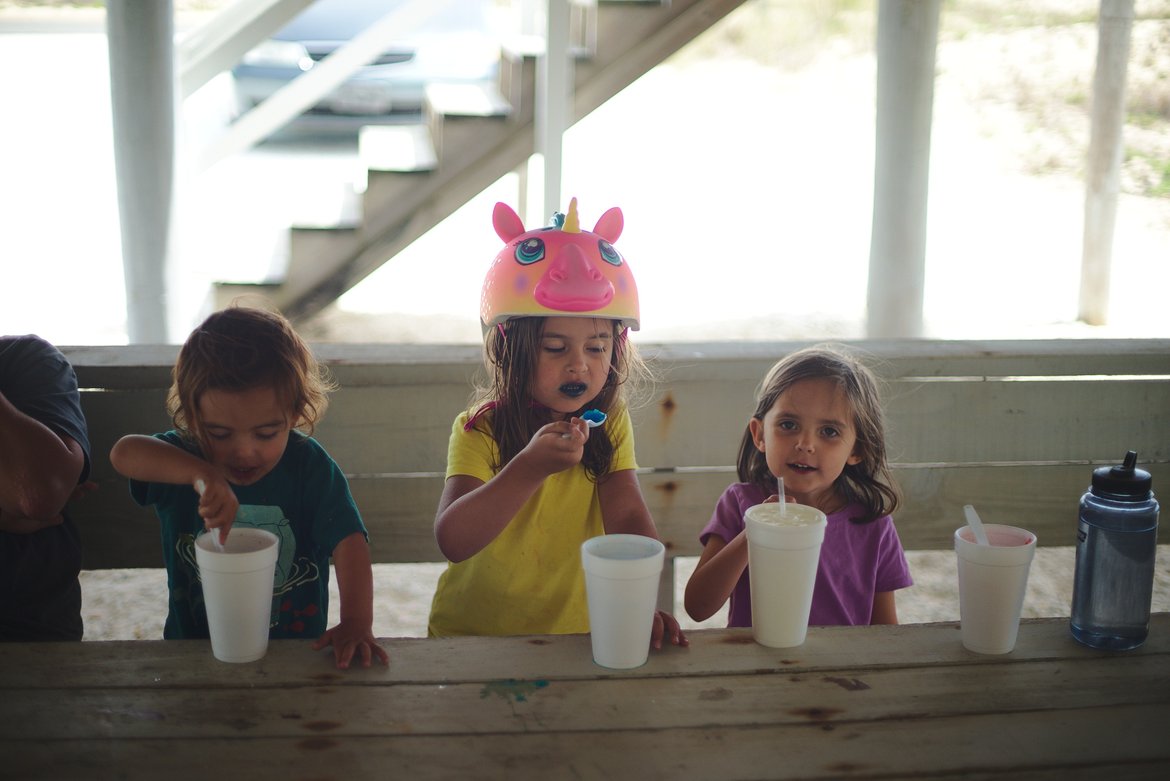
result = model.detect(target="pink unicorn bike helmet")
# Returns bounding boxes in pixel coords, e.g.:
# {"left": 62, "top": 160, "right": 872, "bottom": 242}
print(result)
{"left": 480, "top": 197, "right": 640, "bottom": 331}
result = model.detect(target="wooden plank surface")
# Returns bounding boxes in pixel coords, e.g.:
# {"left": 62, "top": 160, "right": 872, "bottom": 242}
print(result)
{"left": 3, "top": 615, "right": 1166, "bottom": 688}
{"left": 5, "top": 713, "right": 1169, "bottom": 781}
{"left": 2, "top": 616, "right": 1167, "bottom": 780}
{"left": 4, "top": 654, "right": 1166, "bottom": 739}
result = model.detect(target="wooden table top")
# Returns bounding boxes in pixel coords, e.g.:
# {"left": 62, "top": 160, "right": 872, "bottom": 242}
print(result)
{"left": 3, "top": 616, "right": 1168, "bottom": 780}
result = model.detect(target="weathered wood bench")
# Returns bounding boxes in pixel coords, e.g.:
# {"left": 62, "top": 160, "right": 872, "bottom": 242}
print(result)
{"left": 66, "top": 339, "right": 1170, "bottom": 610}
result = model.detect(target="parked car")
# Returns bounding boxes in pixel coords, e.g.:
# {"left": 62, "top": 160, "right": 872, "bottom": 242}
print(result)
{"left": 231, "top": 0, "right": 501, "bottom": 123}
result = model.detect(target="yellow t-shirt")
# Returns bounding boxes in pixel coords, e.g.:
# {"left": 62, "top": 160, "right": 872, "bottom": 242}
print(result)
{"left": 427, "top": 405, "right": 639, "bottom": 637}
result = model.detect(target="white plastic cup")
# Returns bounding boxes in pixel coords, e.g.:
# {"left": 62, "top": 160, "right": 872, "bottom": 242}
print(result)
{"left": 580, "top": 534, "right": 665, "bottom": 669}
{"left": 194, "top": 527, "right": 280, "bottom": 663}
{"left": 954, "top": 523, "right": 1037, "bottom": 654}
{"left": 745, "top": 502, "right": 827, "bottom": 648}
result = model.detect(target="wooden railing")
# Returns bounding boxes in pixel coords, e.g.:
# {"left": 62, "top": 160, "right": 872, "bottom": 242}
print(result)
{"left": 67, "top": 340, "right": 1170, "bottom": 603}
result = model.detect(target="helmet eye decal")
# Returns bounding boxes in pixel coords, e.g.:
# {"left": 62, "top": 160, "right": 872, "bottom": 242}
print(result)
{"left": 598, "top": 240, "right": 622, "bottom": 266}
{"left": 515, "top": 238, "right": 545, "bottom": 265}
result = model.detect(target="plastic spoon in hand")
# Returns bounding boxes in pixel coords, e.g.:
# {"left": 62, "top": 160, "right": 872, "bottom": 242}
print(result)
{"left": 194, "top": 479, "right": 225, "bottom": 551}
{"left": 963, "top": 504, "right": 990, "bottom": 546}
{"left": 561, "top": 410, "right": 606, "bottom": 439}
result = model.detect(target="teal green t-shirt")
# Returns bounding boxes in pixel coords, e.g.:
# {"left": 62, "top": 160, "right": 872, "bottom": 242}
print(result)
{"left": 130, "top": 431, "right": 366, "bottom": 640}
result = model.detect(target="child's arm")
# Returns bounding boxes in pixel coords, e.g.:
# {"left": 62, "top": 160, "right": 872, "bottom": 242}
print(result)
{"left": 109, "top": 434, "right": 238, "bottom": 539}
{"left": 597, "top": 468, "right": 688, "bottom": 649}
{"left": 312, "top": 531, "right": 389, "bottom": 669}
{"left": 684, "top": 532, "right": 748, "bottom": 622}
{"left": 0, "top": 390, "right": 86, "bottom": 529}
{"left": 596, "top": 468, "right": 657, "bottom": 537}
{"left": 871, "top": 591, "right": 899, "bottom": 625}
{"left": 435, "top": 419, "right": 586, "bottom": 562}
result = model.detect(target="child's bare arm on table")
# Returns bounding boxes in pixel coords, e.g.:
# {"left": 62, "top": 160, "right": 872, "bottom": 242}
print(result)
{"left": 312, "top": 531, "right": 389, "bottom": 669}
{"left": 684, "top": 533, "right": 748, "bottom": 622}
{"left": 597, "top": 468, "right": 689, "bottom": 649}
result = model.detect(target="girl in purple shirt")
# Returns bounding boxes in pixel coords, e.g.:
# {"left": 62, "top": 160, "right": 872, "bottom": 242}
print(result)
{"left": 684, "top": 345, "right": 912, "bottom": 627}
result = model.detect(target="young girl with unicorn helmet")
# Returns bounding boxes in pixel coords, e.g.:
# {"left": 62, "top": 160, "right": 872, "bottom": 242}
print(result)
{"left": 428, "top": 197, "right": 688, "bottom": 651}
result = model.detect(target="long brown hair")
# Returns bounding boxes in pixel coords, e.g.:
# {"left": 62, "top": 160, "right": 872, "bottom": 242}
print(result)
{"left": 736, "top": 344, "right": 899, "bottom": 523}
{"left": 467, "top": 316, "right": 649, "bottom": 480}
{"left": 167, "top": 306, "right": 335, "bottom": 450}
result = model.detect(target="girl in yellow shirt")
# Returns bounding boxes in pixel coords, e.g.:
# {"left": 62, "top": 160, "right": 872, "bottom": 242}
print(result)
{"left": 428, "top": 198, "right": 687, "bottom": 654}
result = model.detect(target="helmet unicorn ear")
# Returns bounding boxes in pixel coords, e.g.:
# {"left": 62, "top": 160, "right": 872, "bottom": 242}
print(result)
{"left": 493, "top": 201, "right": 526, "bottom": 242}
{"left": 592, "top": 207, "right": 623, "bottom": 243}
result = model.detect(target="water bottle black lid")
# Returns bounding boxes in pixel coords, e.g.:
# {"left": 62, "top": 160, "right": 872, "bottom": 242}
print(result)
{"left": 1091, "top": 450, "right": 1152, "bottom": 498}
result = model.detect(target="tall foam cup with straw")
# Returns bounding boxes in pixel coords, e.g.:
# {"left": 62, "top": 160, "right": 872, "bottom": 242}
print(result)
{"left": 744, "top": 475, "right": 826, "bottom": 647}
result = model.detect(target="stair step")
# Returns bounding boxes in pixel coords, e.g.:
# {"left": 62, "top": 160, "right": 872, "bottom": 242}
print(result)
{"left": 289, "top": 181, "right": 362, "bottom": 230}
{"left": 359, "top": 124, "right": 437, "bottom": 173}
{"left": 425, "top": 80, "right": 512, "bottom": 118}
{"left": 240, "top": 0, "right": 751, "bottom": 325}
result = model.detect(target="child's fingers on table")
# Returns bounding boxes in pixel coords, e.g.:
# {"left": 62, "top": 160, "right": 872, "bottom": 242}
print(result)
{"left": 650, "top": 611, "right": 665, "bottom": 649}
{"left": 662, "top": 611, "right": 688, "bottom": 646}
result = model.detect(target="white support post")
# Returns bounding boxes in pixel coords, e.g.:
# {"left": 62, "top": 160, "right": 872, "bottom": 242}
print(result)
{"left": 107, "top": 1, "right": 176, "bottom": 343}
{"left": 517, "top": 0, "right": 539, "bottom": 222}
{"left": 1079, "top": 0, "right": 1134, "bottom": 326}
{"left": 535, "top": 0, "right": 572, "bottom": 223}
{"left": 866, "top": 0, "right": 941, "bottom": 338}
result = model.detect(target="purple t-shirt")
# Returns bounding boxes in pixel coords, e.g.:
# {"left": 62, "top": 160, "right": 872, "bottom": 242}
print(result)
{"left": 699, "top": 482, "right": 913, "bottom": 627}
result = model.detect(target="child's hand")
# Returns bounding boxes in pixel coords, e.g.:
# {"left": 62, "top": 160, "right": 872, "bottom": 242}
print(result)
{"left": 523, "top": 419, "right": 589, "bottom": 475}
{"left": 194, "top": 475, "right": 239, "bottom": 544}
{"left": 312, "top": 621, "right": 390, "bottom": 670}
{"left": 651, "top": 610, "right": 689, "bottom": 650}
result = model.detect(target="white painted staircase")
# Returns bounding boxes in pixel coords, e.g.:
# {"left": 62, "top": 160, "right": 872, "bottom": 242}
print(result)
{"left": 211, "top": 0, "right": 748, "bottom": 324}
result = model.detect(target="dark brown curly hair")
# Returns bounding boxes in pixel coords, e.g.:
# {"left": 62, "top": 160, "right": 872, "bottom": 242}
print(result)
{"left": 167, "top": 306, "right": 335, "bottom": 449}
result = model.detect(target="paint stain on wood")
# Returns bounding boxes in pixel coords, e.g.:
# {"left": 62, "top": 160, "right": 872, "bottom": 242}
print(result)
{"left": 658, "top": 392, "right": 677, "bottom": 439}
{"left": 225, "top": 719, "right": 259, "bottom": 731}
{"left": 527, "top": 638, "right": 552, "bottom": 645}
{"left": 824, "top": 676, "right": 871, "bottom": 691}
{"left": 303, "top": 721, "right": 342, "bottom": 732}
{"left": 788, "top": 706, "right": 843, "bottom": 722}
{"left": 655, "top": 480, "right": 678, "bottom": 495}
{"left": 720, "top": 634, "right": 755, "bottom": 645}
{"left": 698, "top": 687, "right": 734, "bottom": 701}
{"left": 480, "top": 679, "right": 550, "bottom": 703}
{"left": 826, "top": 762, "right": 868, "bottom": 773}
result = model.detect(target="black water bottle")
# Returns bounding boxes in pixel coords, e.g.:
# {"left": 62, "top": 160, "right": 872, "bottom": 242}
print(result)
{"left": 1070, "top": 451, "right": 1159, "bottom": 650}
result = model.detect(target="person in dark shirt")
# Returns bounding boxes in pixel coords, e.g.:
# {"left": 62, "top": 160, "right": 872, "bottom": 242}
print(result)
{"left": 1, "top": 335, "right": 92, "bottom": 641}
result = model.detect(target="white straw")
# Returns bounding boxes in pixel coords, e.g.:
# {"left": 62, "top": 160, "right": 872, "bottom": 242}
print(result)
{"left": 777, "top": 475, "right": 786, "bottom": 515}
